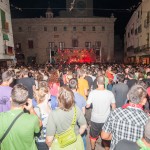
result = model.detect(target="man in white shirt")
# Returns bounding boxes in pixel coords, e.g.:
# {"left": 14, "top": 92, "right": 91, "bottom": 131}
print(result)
{"left": 86, "top": 75, "right": 116, "bottom": 150}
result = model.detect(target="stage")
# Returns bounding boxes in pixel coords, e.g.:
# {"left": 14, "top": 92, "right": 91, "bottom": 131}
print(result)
{"left": 54, "top": 48, "right": 96, "bottom": 64}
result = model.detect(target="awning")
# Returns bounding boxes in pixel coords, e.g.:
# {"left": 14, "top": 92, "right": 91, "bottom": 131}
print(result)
{"left": 3, "top": 33, "right": 9, "bottom": 41}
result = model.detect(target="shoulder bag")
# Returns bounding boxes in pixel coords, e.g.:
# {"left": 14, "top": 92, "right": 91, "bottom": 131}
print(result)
{"left": 0, "top": 111, "right": 24, "bottom": 149}
{"left": 55, "top": 106, "right": 77, "bottom": 148}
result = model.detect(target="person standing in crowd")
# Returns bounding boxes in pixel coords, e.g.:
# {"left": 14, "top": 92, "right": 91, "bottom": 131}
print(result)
{"left": 86, "top": 75, "right": 116, "bottom": 150}
{"left": 77, "top": 69, "right": 89, "bottom": 100}
{"left": 46, "top": 86, "right": 87, "bottom": 150}
{"left": 101, "top": 83, "right": 149, "bottom": 150}
{"left": 93, "top": 70, "right": 103, "bottom": 90}
{"left": 0, "top": 84, "right": 42, "bottom": 150}
{"left": 105, "top": 66, "right": 114, "bottom": 91}
{"left": 85, "top": 70, "right": 94, "bottom": 91}
{"left": 114, "top": 118, "right": 150, "bottom": 150}
{"left": 16, "top": 69, "right": 36, "bottom": 99}
{"left": 126, "top": 71, "right": 137, "bottom": 89}
{"left": 143, "top": 72, "right": 150, "bottom": 87}
{"left": 0, "top": 70, "right": 14, "bottom": 112}
{"left": 69, "top": 78, "right": 86, "bottom": 114}
{"left": 69, "top": 78, "right": 87, "bottom": 150}
{"left": 34, "top": 85, "right": 51, "bottom": 150}
{"left": 48, "top": 70, "right": 60, "bottom": 97}
{"left": 112, "top": 74, "right": 129, "bottom": 108}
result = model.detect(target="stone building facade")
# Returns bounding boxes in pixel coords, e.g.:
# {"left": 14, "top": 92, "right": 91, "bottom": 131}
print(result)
{"left": 12, "top": 0, "right": 116, "bottom": 64}
{"left": 0, "top": 0, "right": 14, "bottom": 66}
{"left": 124, "top": 0, "right": 150, "bottom": 64}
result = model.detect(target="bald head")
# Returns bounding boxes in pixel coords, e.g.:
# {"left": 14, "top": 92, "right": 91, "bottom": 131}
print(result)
{"left": 97, "top": 75, "right": 105, "bottom": 85}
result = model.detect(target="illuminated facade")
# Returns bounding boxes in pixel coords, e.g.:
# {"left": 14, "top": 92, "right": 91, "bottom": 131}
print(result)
{"left": 12, "top": 0, "right": 116, "bottom": 64}
{"left": 124, "top": 0, "right": 150, "bottom": 64}
{"left": 0, "top": 0, "right": 14, "bottom": 66}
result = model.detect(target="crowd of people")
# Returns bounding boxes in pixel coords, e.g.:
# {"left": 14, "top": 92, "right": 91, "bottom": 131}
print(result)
{"left": 0, "top": 63, "right": 150, "bottom": 150}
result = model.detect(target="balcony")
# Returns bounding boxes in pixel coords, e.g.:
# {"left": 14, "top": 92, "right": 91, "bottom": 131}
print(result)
{"left": 134, "top": 45, "right": 150, "bottom": 54}
{"left": 144, "top": 18, "right": 150, "bottom": 28}
{"left": 127, "top": 46, "right": 134, "bottom": 52}
{"left": 2, "top": 22, "right": 9, "bottom": 33}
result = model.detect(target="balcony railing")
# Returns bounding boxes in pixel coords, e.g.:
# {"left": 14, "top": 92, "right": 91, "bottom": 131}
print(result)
{"left": 127, "top": 45, "right": 150, "bottom": 54}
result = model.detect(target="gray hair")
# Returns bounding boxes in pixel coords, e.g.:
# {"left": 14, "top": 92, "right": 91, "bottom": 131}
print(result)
{"left": 2, "top": 70, "right": 14, "bottom": 82}
{"left": 127, "top": 84, "right": 147, "bottom": 104}
{"left": 11, "top": 84, "right": 29, "bottom": 105}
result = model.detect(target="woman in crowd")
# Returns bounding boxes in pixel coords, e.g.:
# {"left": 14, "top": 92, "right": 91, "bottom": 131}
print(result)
{"left": 48, "top": 69, "right": 60, "bottom": 97}
{"left": 34, "top": 84, "right": 51, "bottom": 150}
{"left": 46, "top": 86, "right": 87, "bottom": 150}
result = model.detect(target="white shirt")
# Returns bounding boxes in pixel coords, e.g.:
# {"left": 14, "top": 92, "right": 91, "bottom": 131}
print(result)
{"left": 87, "top": 89, "right": 115, "bottom": 123}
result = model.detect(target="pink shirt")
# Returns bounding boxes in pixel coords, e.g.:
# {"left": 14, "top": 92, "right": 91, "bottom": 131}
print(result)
{"left": 49, "top": 83, "right": 59, "bottom": 97}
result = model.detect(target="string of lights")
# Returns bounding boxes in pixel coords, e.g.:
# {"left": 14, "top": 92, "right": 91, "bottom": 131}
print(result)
{"left": 10, "top": 1, "right": 144, "bottom": 13}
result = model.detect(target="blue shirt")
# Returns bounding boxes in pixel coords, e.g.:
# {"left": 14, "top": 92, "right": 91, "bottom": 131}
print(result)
{"left": 32, "top": 95, "right": 58, "bottom": 110}
{"left": 73, "top": 92, "right": 86, "bottom": 110}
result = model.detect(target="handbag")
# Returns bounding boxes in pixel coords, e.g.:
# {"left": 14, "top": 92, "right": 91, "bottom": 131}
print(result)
{"left": 0, "top": 111, "right": 24, "bottom": 149}
{"left": 55, "top": 106, "right": 77, "bottom": 148}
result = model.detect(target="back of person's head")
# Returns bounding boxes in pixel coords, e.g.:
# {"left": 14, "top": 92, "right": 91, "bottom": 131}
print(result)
{"left": 69, "top": 78, "right": 78, "bottom": 90}
{"left": 147, "top": 72, "right": 150, "bottom": 77}
{"left": 117, "top": 74, "right": 125, "bottom": 83}
{"left": 138, "top": 72, "right": 144, "bottom": 80}
{"left": 58, "top": 86, "right": 75, "bottom": 111}
{"left": 97, "top": 75, "right": 105, "bottom": 85}
{"left": 127, "top": 84, "right": 147, "bottom": 104}
{"left": 35, "top": 86, "right": 49, "bottom": 104}
{"left": 2, "top": 70, "right": 14, "bottom": 82}
{"left": 22, "top": 69, "right": 29, "bottom": 76}
{"left": 97, "top": 70, "right": 102, "bottom": 77}
{"left": 28, "top": 72, "right": 32, "bottom": 78}
{"left": 38, "top": 81, "right": 48, "bottom": 88}
{"left": 79, "top": 69, "right": 85, "bottom": 77}
{"left": 128, "top": 71, "right": 135, "bottom": 79}
{"left": 144, "top": 119, "right": 150, "bottom": 144}
{"left": 11, "top": 84, "right": 29, "bottom": 105}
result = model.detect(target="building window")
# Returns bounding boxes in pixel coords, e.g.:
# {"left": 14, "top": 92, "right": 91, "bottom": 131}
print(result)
{"left": 85, "top": 42, "right": 91, "bottom": 48}
{"left": 28, "top": 26, "right": 31, "bottom": 32}
{"left": 72, "top": 39, "right": 78, "bottom": 47}
{"left": 131, "top": 28, "right": 134, "bottom": 35}
{"left": 147, "top": 33, "right": 149, "bottom": 46}
{"left": 92, "top": 26, "right": 96, "bottom": 31}
{"left": 15, "top": 43, "right": 22, "bottom": 53}
{"left": 59, "top": 42, "right": 65, "bottom": 50}
{"left": 54, "top": 26, "right": 57, "bottom": 31}
{"left": 28, "top": 40, "right": 34, "bottom": 49}
{"left": 102, "top": 26, "right": 105, "bottom": 31}
{"left": 83, "top": 26, "right": 86, "bottom": 31}
{"left": 128, "top": 32, "right": 130, "bottom": 38}
{"left": 135, "top": 28, "right": 138, "bottom": 35}
{"left": 73, "top": 26, "right": 76, "bottom": 31}
{"left": 49, "top": 42, "right": 55, "bottom": 48}
{"left": 18, "top": 27, "right": 22, "bottom": 32}
{"left": 0, "top": 9, "right": 6, "bottom": 30}
{"left": 64, "top": 26, "right": 67, "bottom": 31}
{"left": 44, "top": 26, "right": 47, "bottom": 31}
{"left": 138, "top": 11, "right": 140, "bottom": 18}
{"left": 138, "top": 25, "right": 142, "bottom": 33}
{"left": 95, "top": 41, "right": 101, "bottom": 48}
{"left": 147, "top": 11, "right": 150, "bottom": 24}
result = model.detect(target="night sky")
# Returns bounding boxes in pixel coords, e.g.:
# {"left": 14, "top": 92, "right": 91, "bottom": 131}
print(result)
{"left": 10, "top": 0, "right": 141, "bottom": 36}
